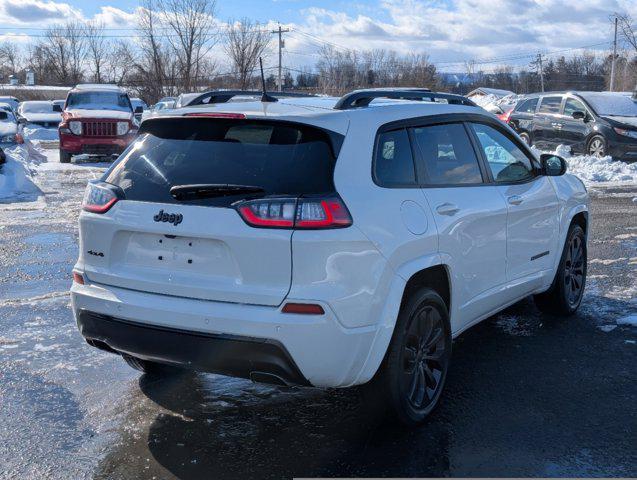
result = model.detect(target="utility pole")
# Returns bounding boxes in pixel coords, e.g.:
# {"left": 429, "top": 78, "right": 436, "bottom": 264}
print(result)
{"left": 271, "top": 25, "right": 290, "bottom": 92}
{"left": 610, "top": 15, "right": 618, "bottom": 92}
{"left": 535, "top": 53, "right": 545, "bottom": 92}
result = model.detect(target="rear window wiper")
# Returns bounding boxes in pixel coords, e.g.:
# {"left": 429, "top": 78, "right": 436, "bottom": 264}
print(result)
{"left": 170, "top": 184, "right": 265, "bottom": 200}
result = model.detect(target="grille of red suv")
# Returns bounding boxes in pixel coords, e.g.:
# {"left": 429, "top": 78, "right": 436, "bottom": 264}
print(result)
{"left": 82, "top": 121, "right": 117, "bottom": 137}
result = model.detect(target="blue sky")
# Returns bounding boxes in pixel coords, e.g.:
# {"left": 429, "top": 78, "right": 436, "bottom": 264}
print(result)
{"left": 0, "top": 0, "right": 632, "bottom": 72}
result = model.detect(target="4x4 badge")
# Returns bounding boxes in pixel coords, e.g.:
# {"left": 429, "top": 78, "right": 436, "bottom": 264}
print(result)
{"left": 153, "top": 209, "right": 183, "bottom": 226}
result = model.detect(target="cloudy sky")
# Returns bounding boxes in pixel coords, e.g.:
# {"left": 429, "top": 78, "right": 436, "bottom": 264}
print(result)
{"left": 0, "top": 0, "right": 632, "bottom": 72}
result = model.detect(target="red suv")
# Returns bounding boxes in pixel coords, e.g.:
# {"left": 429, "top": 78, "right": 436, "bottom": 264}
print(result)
{"left": 58, "top": 84, "right": 141, "bottom": 163}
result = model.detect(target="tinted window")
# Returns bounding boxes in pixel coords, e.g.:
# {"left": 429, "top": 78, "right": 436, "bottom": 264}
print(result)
{"left": 563, "top": 98, "right": 587, "bottom": 117}
{"left": 412, "top": 123, "right": 483, "bottom": 185}
{"left": 104, "top": 118, "right": 341, "bottom": 207}
{"left": 515, "top": 98, "right": 538, "bottom": 113}
{"left": 374, "top": 129, "right": 416, "bottom": 185}
{"left": 538, "top": 96, "right": 562, "bottom": 114}
{"left": 471, "top": 123, "right": 535, "bottom": 183}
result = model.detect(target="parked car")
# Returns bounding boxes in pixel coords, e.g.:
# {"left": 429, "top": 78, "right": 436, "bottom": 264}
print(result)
{"left": 508, "top": 91, "right": 637, "bottom": 161}
{"left": 58, "top": 84, "right": 141, "bottom": 163}
{"left": 173, "top": 92, "right": 201, "bottom": 108}
{"left": 130, "top": 98, "right": 147, "bottom": 123}
{"left": 0, "top": 109, "right": 19, "bottom": 145}
{"left": 16, "top": 101, "right": 62, "bottom": 128}
{"left": 141, "top": 100, "right": 174, "bottom": 123}
{"left": 72, "top": 88, "right": 588, "bottom": 426}
{"left": 0, "top": 96, "right": 19, "bottom": 111}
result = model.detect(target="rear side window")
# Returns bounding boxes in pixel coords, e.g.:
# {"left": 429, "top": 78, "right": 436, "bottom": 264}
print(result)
{"left": 538, "top": 96, "right": 562, "bottom": 114}
{"left": 374, "top": 129, "right": 416, "bottom": 185}
{"left": 104, "top": 118, "right": 341, "bottom": 207}
{"left": 412, "top": 123, "right": 483, "bottom": 185}
{"left": 515, "top": 98, "right": 538, "bottom": 113}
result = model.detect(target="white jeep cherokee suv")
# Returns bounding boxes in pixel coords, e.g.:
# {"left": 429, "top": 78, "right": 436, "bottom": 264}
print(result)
{"left": 71, "top": 89, "right": 589, "bottom": 425}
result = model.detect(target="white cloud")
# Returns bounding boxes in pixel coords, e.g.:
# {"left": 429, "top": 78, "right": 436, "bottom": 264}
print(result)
{"left": 285, "top": 0, "right": 625, "bottom": 71}
{"left": 0, "top": 0, "right": 82, "bottom": 24}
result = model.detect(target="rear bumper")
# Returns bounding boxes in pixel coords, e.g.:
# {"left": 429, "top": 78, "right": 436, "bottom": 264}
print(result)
{"left": 70, "top": 281, "right": 377, "bottom": 388}
{"left": 77, "top": 310, "right": 310, "bottom": 386}
{"left": 59, "top": 132, "right": 136, "bottom": 154}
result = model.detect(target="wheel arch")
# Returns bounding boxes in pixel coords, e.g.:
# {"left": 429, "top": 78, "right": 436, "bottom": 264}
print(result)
{"left": 354, "top": 260, "right": 453, "bottom": 385}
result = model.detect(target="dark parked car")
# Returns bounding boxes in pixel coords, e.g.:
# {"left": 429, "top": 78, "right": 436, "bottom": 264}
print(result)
{"left": 508, "top": 91, "right": 637, "bottom": 161}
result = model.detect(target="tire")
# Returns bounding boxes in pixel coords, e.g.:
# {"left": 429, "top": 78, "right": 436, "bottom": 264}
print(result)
{"left": 369, "top": 288, "right": 452, "bottom": 426}
{"left": 534, "top": 224, "right": 587, "bottom": 316}
{"left": 59, "top": 149, "right": 72, "bottom": 164}
{"left": 519, "top": 131, "right": 531, "bottom": 146}
{"left": 122, "top": 354, "right": 185, "bottom": 377}
{"left": 587, "top": 135, "right": 606, "bottom": 157}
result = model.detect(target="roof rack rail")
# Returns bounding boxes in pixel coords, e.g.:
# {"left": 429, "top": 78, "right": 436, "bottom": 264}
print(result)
{"left": 333, "top": 88, "right": 476, "bottom": 110}
{"left": 187, "top": 90, "right": 315, "bottom": 107}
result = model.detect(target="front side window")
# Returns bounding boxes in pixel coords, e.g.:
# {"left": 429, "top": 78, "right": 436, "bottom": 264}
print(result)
{"left": 538, "top": 96, "right": 563, "bottom": 114}
{"left": 471, "top": 123, "right": 535, "bottom": 183}
{"left": 374, "top": 129, "right": 416, "bottom": 185}
{"left": 563, "top": 98, "right": 587, "bottom": 117}
{"left": 515, "top": 97, "right": 538, "bottom": 114}
{"left": 411, "top": 123, "right": 483, "bottom": 185}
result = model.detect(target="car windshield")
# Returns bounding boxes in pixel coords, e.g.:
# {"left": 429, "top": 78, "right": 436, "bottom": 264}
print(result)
{"left": 66, "top": 91, "right": 132, "bottom": 111}
{"left": 582, "top": 93, "right": 637, "bottom": 117}
{"left": 20, "top": 102, "right": 54, "bottom": 113}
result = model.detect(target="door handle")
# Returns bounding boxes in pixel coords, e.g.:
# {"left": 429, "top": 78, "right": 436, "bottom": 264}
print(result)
{"left": 507, "top": 195, "right": 523, "bottom": 205}
{"left": 436, "top": 203, "right": 460, "bottom": 216}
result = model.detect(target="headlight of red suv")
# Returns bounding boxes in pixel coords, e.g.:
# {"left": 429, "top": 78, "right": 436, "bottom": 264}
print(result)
{"left": 116, "top": 121, "right": 130, "bottom": 136}
{"left": 69, "top": 121, "right": 82, "bottom": 135}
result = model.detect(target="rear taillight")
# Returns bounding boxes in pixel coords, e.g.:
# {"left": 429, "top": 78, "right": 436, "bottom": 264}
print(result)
{"left": 498, "top": 108, "right": 513, "bottom": 124}
{"left": 236, "top": 196, "right": 352, "bottom": 229}
{"left": 82, "top": 182, "right": 121, "bottom": 213}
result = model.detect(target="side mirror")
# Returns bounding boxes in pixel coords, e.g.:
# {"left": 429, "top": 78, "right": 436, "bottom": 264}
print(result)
{"left": 541, "top": 153, "right": 567, "bottom": 176}
{"left": 134, "top": 106, "right": 143, "bottom": 114}
{"left": 52, "top": 104, "right": 63, "bottom": 112}
{"left": 571, "top": 110, "right": 586, "bottom": 121}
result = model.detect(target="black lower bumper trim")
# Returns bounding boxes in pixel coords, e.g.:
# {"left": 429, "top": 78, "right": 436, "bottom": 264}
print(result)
{"left": 77, "top": 310, "right": 310, "bottom": 386}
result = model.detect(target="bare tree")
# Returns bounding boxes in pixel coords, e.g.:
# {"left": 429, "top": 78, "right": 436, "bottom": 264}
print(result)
{"left": 39, "top": 22, "right": 87, "bottom": 84}
{"left": 107, "top": 40, "right": 137, "bottom": 84}
{"left": 0, "top": 41, "right": 22, "bottom": 75}
{"left": 137, "top": 0, "right": 173, "bottom": 98}
{"left": 158, "top": 0, "right": 218, "bottom": 91}
{"left": 617, "top": 14, "right": 637, "bottom": 53}
{"left": 225, "top": 18, "right": 270, "bottom": 89}
{"left": 85, "top": 21, "right": 109, "bottom": 83}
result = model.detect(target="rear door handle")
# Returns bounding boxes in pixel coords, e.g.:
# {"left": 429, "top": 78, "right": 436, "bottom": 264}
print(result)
{"left": 507, "top": 195, "right": 523, "bottom": 205}
{"left": 436, "top": 203, "right": 460, "bottom": 216}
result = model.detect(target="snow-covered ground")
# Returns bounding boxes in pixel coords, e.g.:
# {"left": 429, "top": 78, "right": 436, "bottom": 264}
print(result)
{"left": 528, "top": 144, "right": 637, "bottom": 186}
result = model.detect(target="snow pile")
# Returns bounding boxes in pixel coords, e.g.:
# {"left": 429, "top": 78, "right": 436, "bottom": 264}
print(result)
{"left": 0, "top": 146, "right": 43, "bottom": 200}
{"left": 565, "top": 154, "right": 637, "bottom": 184}
{"left": 22, "top": 125, "right": 59, "bottom": 142}
{"left": 533, "top": 145, "right": 637, "bottom": 185}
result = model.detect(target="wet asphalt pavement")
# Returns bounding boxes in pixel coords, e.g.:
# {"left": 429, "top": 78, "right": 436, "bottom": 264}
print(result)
{"left": 0, "top": 150, "right": 636, "bottom": 479}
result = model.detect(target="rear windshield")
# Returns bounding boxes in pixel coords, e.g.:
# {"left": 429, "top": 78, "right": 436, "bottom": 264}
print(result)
{"left": 103, "top": 118, "right": 342, "bottom": 207}
{"left": 67, "top": 91, "right": 132, "bottom": 111}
